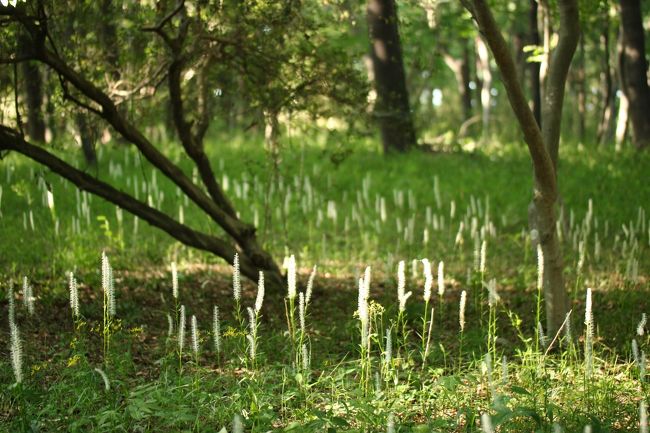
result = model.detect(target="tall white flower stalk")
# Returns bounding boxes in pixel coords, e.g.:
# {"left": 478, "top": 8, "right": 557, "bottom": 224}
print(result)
{"left": 255, "top": 271, "right": 265, "bottom": 315}
{"left": 286, "top": 254, "right": 297, "bottom": 300}
{"left": 8, "top": 284, "right": 23, "bottom": 384}
{"left": 246, "top": 305, "right": 260, "bottom": 368}
{"left": 69, "top": 272, "right": 79, "bottom": 319}
{"left": 101, "top": 251, "right": 115, "bottom": 363}
{"left": 481, "top": 412, "right": 494, "bottom": 433}
{"left": 301, "top": 343, "right": 310, "bottom": 375}
{"left": 94, "top": 367, "right": 110, "bottom": 391}
{"left": 232, "top": 253, "right": 243, "bottom": 329}
{"left": 486, "top": 279, "right": 499, "bottom": 359}
{"left": 421, "top": 259, "right": 433, "bottom": 360}
{"left": 305, "top": 265, "right": 317, "bottom": 312}
{"left": 395, "top": 261, "right": 411, "bottom": 357}
{"left": 458, "top": 290, "right": 467, "bottom": 368}
{"left": 171, "top": 261, "right": 179, "bottom": 300}
{"left": 232, "top": 414, "right": 244, "bottom": 433}
{"left": 191, "top": 315, "right": 199, "bottom": 363}
{"left": 358, "top": 266, "right": 371, "bottom": 393}
{"left": 298, "top": 292, "right": 306, "bottom": 336}
{"left": 437, "top": 261, "right": 445, "bottom": 322}
{"left": 479, "top": 240, "right": 487, "bottom": 277}
{"left": 213, "top": 306, "right": 221, "bottom": 363}
{"left": 535, "top": 244, "right": 545, "bottom": 352}
{"left": 638, "top": 313, "right": 647, "bottom": 337}
{"left": 422, "top": 259, "right": 432, "bottom": 304}
{"left": 284, "top": 255, "right": 298, "bottom": 360}
{"left": 178, "top": 305, "right": 186, "bottom": 369}
{"left": 22, "top": 276, "right": 34, "bottom": 316}
{"left": 641, "top": 400, "right": 648, "bottom": 433}
{"left": 584, "top": 288, "right": 594, "bottom": 378}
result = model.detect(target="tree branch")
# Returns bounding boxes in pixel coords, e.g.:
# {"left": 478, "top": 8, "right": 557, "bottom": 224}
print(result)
{"left": 463, "top": 0, "right": 558, "bottom": 202}
{"left": 541, "top": 0, "right": 580, "bottom": 169}
{"left": 165, "top": 39, "right": 238, "bottom": 219}
{"left": 0, "top": 125, "right": 266, "bottom": 282}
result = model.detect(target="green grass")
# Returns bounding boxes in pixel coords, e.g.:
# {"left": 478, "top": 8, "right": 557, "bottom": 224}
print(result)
{"left": 0, "top": 136, "right": 648, "bottom": 432}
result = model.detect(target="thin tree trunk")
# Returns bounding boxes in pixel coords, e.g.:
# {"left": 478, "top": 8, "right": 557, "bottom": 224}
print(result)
{"left": 615, "top": 91, "right": 629, "bottom": 151}
{"left": 18, "top": 32, "right": 46, "bottom": 142}
{"left": 576, "top": 35, "right": 586, "bottom": 143}
{"left": 442, "top": 42, "right": 472, "bottom": 123}
{"left": 529, "top": 0, "right": 542, "bottom": 127}
{"left": 76, "top": 112, "right": 97, "bottom": 167}
{"left": 100, "top": 0, "right": 120, "bottom": 80}
{"left": 616, "top": 21, "right": 630, "bottom": 150}
{"left": 538, "top": 0, "right": 552, "bottom": 96}
{"left": 619, "top": 0, "right": 650, "bottom": 149}
{"left": 367, "top": 0, "right": 417, "bottom": 153}
{"left": 462, "top": 0, "right": 579, "bottom": 335}
{"left": 597, "top": 17, "right": 615, "bottom": 145}
{"left": 513, "top": 32, "right": 526, "bottom": 90}
{"left": 475, "top": 35, "right": 492, "bottom": 140}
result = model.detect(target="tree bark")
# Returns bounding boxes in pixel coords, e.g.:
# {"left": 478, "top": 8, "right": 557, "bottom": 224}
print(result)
{"left": 462, "top": 0, "right": 579, "bottom": 335}
{"left": 442, "top": 41, "right": 472, "bottom": 123}
{"left": 0, "top": 127, "right": 270, "bottom": 286}
{"left": 597, "top": 16, "right": 615, "bottom": 145}
{"left": 100, "top": 0, "right": 120, "bottom": 80}
{"left": 0, "top": 5, "right": 284, "bottom": 289}
{"left": 576, "top": 35, "right": 586, "bottom": 143}
{"left": 619, "top": 0, "right": 650, "bottom": 149}
{"left": 75, "top": 112, "right": 97, "bottom": 167}
{"left": 18, "top": 32, "right": 46, "bottom": 142}
{"left": 529, "top": 0, "right": 542, "bottom": 127}
{"left": 367, "top": 0, "right": 417, "bottom": 153}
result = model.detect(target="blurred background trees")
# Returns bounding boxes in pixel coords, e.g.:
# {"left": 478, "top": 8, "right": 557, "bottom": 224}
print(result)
{"left": 0, "top": 0, "right": 649, "bottom": 296}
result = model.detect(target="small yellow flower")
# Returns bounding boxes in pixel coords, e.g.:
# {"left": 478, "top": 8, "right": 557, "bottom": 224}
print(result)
{"left": 67, "top": 355, "right": 81, "bottom": 367}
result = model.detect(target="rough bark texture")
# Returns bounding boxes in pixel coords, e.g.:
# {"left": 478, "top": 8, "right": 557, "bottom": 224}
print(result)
{"left": 620, "top": 0, "right": 650, "bottom": 149}
{"left": 463, "top": 0, "right": 579, "bottom": 335}
{"left": 367, "top": 0, "right": 417, "bottom": 153}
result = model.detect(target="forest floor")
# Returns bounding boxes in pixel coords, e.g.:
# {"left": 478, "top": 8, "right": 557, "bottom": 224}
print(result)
{"left": 0, "top": 138, "right": 649, "bottom": 432}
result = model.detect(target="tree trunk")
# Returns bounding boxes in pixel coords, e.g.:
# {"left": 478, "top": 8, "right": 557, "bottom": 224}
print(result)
{"left": 513, "top": 32, "right": 526, "bottom": 91}
{"left": 615, "top": 21, "right": 630, "bottom": 150}
{"left": 619, "top": 0, "right": 650, "bottom": 149}
{"left": 100, "top": 0, "right": 120, "bottom": 80}
{"left": 597, "top": 17, "right": 615, "bottom": 145}
{"left": 529, "top": 0, "right": 542, "bottom": 127}
{"left": 18, "top": 32, "right": 46, "bottom": 142}
{"left": 576, "top": 35, "right": 586, "bottom": 144}
{"left": 367, "top": 0, "right": 417, "bottom": 153}
{"left": 615, "top": 90, "right": 629, "bottom": 151}
{"left": 462, "top": 0, "right": 579, "bottom": 335}
{"left": 76, "top": 112, "right": 97, "bottom": 167}
{"left": 442, "top": 41, "right": 472, "bottom": 123}
{"left": 475, "top": 35, "right": 492, "bottom": 140}
{"left": 538, "top": 0, "right": 552, "bottom": 96}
